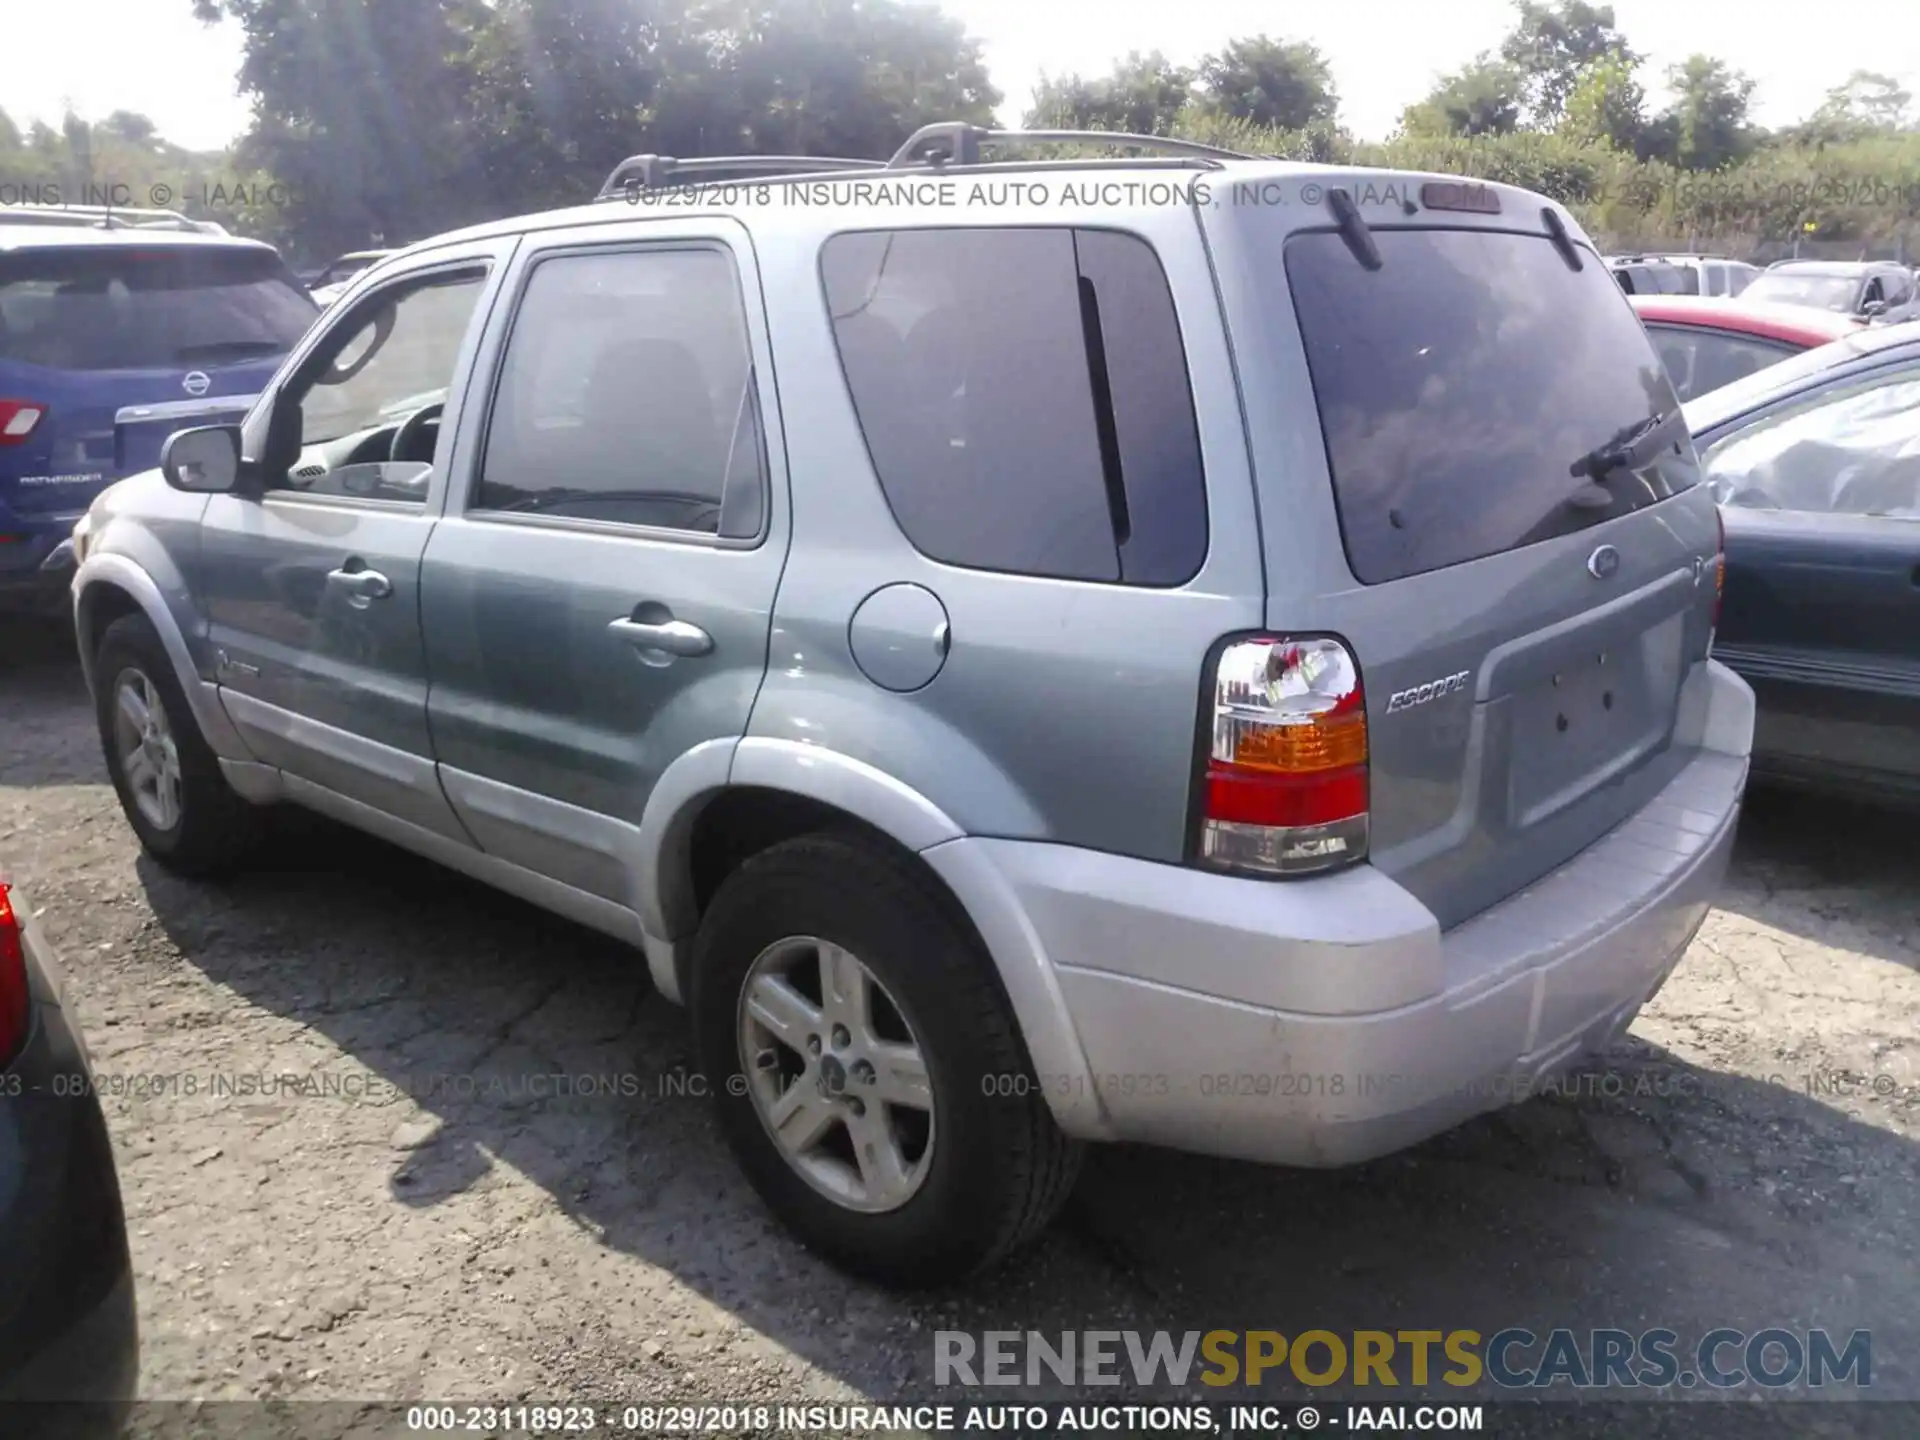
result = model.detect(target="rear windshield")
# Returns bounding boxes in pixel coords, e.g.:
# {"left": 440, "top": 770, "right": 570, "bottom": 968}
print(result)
{"left": 1280, "top": 227, "right": 1700, "bottom": 584}
{"left": 1614, "top": 263, "right": 1693, "bottom": 296}
{"left": 0, "top": 246, "right": 316, "bottom": 372}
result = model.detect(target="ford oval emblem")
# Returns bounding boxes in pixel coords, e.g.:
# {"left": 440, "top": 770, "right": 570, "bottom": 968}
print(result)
{"left": 1587, "top": 544, "right": 1621, "bottom": 580}
{"left": 182, "top": 370, "right": 212, "bottom": 398}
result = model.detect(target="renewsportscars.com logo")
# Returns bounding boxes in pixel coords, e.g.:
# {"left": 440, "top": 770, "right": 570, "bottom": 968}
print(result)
{"left": 935, "top": 1328, "right": 1872, "bottom": 1391}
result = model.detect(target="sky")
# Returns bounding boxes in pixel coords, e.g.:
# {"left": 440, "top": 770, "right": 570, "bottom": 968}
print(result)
{"left": 8, "top": 0, "right": 1916, "bottom": 152}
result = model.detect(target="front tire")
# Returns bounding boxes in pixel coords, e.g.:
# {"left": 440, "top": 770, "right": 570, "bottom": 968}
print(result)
{"left": 93, "top": 615, "right": 262, "bottom": 876}
{"left": 691, "top": 833, "right": 1081, "bottom": 1287}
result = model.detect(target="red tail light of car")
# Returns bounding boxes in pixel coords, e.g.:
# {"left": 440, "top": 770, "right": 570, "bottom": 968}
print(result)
{"left": 0, "top": 399, "right": 47, "bottom": 446}
{"left": 0, "top": 883, "right": 30, "bottom": 1068}
{"left": 1195, "top": 636, "right": 1369, "bottom": 877}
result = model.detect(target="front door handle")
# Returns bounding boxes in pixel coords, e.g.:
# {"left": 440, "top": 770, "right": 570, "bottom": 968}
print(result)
{"left": 608, "top": 616, "right": 713, "bottom": 658}
{"left": 326, "top": 565, "right": 393, "bottom": 603}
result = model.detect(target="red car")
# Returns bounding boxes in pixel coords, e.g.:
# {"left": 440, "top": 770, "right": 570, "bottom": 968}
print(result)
{"left": 1630, "top": 295, "right": 1860, "bottom": 402}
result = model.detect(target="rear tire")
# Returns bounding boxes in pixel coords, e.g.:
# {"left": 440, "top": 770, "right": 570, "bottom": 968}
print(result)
{"left": 691, "top": 833, "right": 1081, "bottom": 1287}
{"left": 93, "top": 614, "right": 263, "bottom": 877}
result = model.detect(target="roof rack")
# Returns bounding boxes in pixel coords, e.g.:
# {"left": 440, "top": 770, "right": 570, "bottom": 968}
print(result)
{"left": 887, "top": 122, "right": 1254, "bottom": 168}
{"left": 591, "top": 124, "right": 1257, "bottom": 203}
{"left": 0, "top": 203, "right": 228, "bottom": 235}
{"left": 596, "top": 153, "right": 879, "bottom": 200}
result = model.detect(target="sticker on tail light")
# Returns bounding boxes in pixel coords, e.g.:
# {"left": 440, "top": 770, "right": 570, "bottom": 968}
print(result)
{"left": 1197, "top": 636, "right": 1369, "bottom": 877}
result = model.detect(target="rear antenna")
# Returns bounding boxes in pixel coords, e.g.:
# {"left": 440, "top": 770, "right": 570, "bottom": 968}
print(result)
{"left": 1326, "top": 188, "right": 1382, "bottom": 271}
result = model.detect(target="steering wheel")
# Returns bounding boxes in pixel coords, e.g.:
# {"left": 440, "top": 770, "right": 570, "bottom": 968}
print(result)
{"left": 388, "top": 402, "right": 445, "bottom": 463}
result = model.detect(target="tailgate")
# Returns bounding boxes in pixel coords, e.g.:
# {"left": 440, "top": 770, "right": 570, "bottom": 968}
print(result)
{"left": 1208, "top": 181, "right": 1724, "bottom": 927}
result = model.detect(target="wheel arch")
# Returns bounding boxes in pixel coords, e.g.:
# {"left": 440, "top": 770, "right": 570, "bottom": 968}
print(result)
{"left": 637, "top": 737, "right": 1113, "bottom": 1138}
{"left": 73, "top": 554, "right": 251, "bottom": 760}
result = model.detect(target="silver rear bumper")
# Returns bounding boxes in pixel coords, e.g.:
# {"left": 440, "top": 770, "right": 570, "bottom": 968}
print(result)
{"left": 930, "top": 659, "right": 1753, "bottom": 1166}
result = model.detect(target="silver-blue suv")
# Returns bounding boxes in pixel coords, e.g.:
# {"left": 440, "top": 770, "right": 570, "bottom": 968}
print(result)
{"left": 70, "top": 125, "right": 1755, "bottom": 1286}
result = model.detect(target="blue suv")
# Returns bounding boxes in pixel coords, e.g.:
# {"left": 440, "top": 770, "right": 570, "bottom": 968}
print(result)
{"left": 1, "top": 215, "right": 316, "bottom": 614}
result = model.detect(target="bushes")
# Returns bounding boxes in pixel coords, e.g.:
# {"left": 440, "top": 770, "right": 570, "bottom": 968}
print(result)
{"left": 1163, "top": 109, "right": 1920, "bottom": 251}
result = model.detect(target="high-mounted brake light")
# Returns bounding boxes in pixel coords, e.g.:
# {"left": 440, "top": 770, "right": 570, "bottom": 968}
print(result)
{"left": 1420, "top": 181, "right": 1501, "bottom": 214}
{"left": 0, "top": 883, "right": 29, "bottom": 1068}
{"left": 1197, "top": 637, "right": 1369, "bottom": 877}
{"left": 0, "top": 399, "right": 47, "bottom": 445}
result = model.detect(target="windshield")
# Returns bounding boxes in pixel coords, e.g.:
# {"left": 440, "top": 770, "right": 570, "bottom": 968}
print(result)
{"left": 0, "top": 246, "right": 316, "bottom": 371}
{"left": 1277, "top": 227, "right": 1699, "bottom": 584}
{"left": 1743, "top": 272, "right": 1863, "bottom": 313}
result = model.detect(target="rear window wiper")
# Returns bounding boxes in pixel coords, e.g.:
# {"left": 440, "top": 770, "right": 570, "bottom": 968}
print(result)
{"left": 1325, "top": 188, "right": 1382, "bottom": 272}
{"left": 1570, "top": 410, "right": 1683, "bottom": 482}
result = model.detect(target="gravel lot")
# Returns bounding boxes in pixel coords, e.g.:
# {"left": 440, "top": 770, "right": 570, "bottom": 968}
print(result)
{"left": 3, "top": 620, "right": 1918, "bottom": 1421}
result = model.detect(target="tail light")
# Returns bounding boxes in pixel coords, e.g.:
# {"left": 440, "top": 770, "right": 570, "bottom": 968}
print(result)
{"left": 0, "top": 883, "right": 29, "bottom": 1068}
{"left": 1197, "top": 636, "right": 1369, "bottom": 877}
{"left": 0, "top": 399, "right": 47, "bottom": 445}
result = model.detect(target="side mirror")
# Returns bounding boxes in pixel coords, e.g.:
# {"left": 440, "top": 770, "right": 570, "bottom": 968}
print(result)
{"left": 160, "top": 425, "right": 243, "bottom": 494}
{"left": 1862, "top": 299, "right": 1888, "bottom": 318}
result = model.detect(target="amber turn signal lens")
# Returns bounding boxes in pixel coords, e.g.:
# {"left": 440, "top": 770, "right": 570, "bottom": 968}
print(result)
{"left": 1226, "top": 711, "right": 1368, "bottom": 773}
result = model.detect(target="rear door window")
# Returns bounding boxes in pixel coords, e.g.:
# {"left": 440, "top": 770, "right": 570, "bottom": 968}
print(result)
{"left": 1280, "top": 227, "right": 1700, "bottom": 584}
{"left": 821, "top": 227, "right": 1206, "bottom": 585}
{"left": 0, "top": 246, "right": 316, "bottom": 371}
{"left": 475, "top": 246, "right": 765, "bottom": 538}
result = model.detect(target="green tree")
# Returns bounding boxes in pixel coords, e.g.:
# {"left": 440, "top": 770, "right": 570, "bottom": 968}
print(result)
{"left": 200, "top": 0, "right": 999, "bottom": 253}
{"left": 1643, "top": 55, "right": 1756, "bottom": 171}
{"left": 1194, "top": 36, "right": 1337, "bottom": 131}
{"left": 1498, "top": 0, "right": 1637, "bottom": 127}
{"left": 1026, "top": 51, "right": 1194, "bottom": 134}
{"left": 1400, "top": 55, "right": 1526, "bottom": 138}
{"left": 1558, "top": 53, "right": 1644, "bottom": 152}
{"left": 1794, "top": 70, "right": 1914, "bottom": 144}
{"left": 682, "top": 0, "right": 999, "bottom": 157}
{"left": 192, "top": 0, "right": 501, "bottom": 255}
{"left": 98, "top": 111, "right": 162, "bottom": 146}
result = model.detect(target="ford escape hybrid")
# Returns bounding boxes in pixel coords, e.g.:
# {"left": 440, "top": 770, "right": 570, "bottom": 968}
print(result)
{"left": 70, "top": 125, "right": 1754, "bottom": 1287}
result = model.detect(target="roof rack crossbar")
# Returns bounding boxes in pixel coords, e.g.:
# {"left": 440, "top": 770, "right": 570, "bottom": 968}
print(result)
{"left": 886, "top": 123, "right": 1254, "bottom": 169}
{"left": 596, "top": 153, "right": 881, "bottom": 199}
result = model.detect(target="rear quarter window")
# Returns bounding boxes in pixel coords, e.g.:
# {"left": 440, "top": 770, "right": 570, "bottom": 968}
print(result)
{"left": 1280, "top": 227, "right": 1700, "bottom": 584}
{"left": 820, "top": 226, "right": 1206, "bottom": 585}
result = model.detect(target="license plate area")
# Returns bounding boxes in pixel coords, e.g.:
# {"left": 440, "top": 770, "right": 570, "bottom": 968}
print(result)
{"left": 1506, "top": 612, "right": 1686, "bottom": 827}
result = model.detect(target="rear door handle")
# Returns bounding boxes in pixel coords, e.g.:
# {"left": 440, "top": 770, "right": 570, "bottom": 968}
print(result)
{"left": 608, "top": 616, "right": 713, "bottom": 657}
{"left": 326, "top": 565, "right": 393, "bottom": 603}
